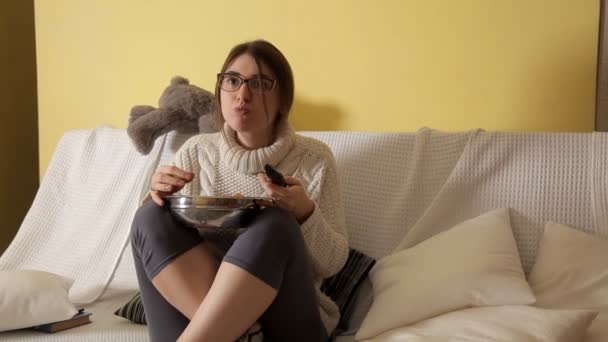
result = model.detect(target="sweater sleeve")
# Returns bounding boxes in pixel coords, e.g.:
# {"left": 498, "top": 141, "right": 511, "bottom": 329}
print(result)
{"left": 300, "top": 151, "right": 349, "bottom": 279}
{"left": 173, "top": 136, "right": 201, "bottom": 197}
{"left": 172, "top": 134, "right": 218, "bottom": 197}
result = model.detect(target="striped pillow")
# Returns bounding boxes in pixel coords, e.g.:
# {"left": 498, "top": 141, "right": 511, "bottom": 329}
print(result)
{"left": 114, "top": 292, "right": 146, "bottom": 324}
{"left": 321, "top": 248, "right": 376, "bottom": 328}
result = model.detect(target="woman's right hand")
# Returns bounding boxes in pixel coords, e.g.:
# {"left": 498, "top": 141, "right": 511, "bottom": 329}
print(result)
{"left": 149, "top": 165, "right": 194, "bottom": 206}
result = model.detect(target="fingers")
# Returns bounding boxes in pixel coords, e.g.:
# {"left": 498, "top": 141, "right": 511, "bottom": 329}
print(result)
{"left": 150, "top": 191, "right": 165, "bottom": 206}
{"left": 151, "top": 165, "right": 194, "bottom": 193}
{"left": 257, "top": 173, "right": 287, "bottom": 199}
{"left": 258, "top": 174, "right": 300, "bottom": 191}
{"left": 152, "top": 174, "right": 185, "bottom": 190}
{"left": 157, "top": 165, "right": 194, "bottom": 181}
{"left": 283, "top": 176, "right": 301, "bottom": 186}
{"left": 256, "top": 173, "right": 302, "bottom": 209}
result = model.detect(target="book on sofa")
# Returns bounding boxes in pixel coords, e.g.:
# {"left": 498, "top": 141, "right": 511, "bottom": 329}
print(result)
{"left": 31, "top": 309, "right": 92, "bottom": 333}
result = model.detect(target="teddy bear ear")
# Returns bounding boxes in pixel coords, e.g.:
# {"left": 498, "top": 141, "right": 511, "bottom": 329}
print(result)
{"left": 170, "top": 76, "right": 189, "bottom": 86}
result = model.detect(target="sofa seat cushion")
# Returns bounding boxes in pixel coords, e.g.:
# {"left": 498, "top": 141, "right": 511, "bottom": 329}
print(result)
{"left": 0, "top": 287, "right": 147, "bottom": 341}
{"left": 359, "top": 305, "right": 597, "bottom": 342}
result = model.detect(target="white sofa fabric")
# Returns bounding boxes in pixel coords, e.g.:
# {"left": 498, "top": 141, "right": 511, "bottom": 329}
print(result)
{"left": 1, "top": 127, "right": 607, "bottom": 341}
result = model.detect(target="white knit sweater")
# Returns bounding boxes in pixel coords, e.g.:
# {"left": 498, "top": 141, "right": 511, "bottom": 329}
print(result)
{"left": 173, "top": 124, "right": 349, "bottom": 333}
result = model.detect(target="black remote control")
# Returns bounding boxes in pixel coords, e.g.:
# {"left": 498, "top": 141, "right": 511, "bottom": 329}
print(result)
{"left": 264, "top": 164, "right": 287, "bottom": 187}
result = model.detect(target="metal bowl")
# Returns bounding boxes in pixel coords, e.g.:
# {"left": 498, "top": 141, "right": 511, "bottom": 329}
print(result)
{"left": 165, "top": 195, "right": 273, "bottom": 235}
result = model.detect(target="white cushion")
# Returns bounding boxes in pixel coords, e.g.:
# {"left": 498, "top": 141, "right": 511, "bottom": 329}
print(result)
{"left": 0, "top": 270, "right": 78, "bottom": 331}
{"left": 528, "top": 222, "right": 608, "bottom": 342}
{"left": 528, "top": 222, "right": 608, "bottom": 310}
{"left": 359, "top": 305, "right": 597, "bottom": 342}
{"left": 356, "top": 208, "right": 535, "bottom": 340}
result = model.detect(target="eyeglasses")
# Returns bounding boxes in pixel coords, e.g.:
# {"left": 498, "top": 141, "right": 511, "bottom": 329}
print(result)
{"left": 217, "top": 73, "right": 276, "bottom": 93}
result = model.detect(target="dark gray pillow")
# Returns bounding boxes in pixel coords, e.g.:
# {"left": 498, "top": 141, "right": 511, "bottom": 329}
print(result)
{"left": 320, "top": 248, "right": 376, "bottom": 331}
{"left": 333, "top": 276, "right": 374, "bottom": 336}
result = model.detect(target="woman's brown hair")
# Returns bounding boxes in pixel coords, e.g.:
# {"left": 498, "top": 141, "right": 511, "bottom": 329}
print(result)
{"left": 214, "top": 39, "right": 294, "bottom": 132}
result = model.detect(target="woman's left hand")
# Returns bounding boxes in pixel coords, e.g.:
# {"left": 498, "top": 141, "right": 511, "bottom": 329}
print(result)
{"left": 257, "top": 173, "right": 315, "bottom": 223}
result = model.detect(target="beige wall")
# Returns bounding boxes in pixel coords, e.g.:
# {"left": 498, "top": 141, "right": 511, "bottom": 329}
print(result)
{"left": 0, "top": 0, "right": 39, "bottom": 253}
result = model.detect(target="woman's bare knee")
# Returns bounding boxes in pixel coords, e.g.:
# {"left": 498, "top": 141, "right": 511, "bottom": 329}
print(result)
{"left": 151, "top": 242, "right": 221, "bottom": 319}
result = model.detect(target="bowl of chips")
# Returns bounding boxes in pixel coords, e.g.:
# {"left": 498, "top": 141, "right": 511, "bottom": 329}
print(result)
{"left": 164, "top": 195, "right": 274, "bottom": 236}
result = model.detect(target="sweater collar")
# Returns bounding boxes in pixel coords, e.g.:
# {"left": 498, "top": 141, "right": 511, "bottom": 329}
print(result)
{"left": 219, "top": 121, "right": 295, "bottom": 174}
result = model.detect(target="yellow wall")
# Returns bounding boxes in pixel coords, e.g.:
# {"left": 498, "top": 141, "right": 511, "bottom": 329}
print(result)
{"left": 35, "top": 1, "right": 599, "bottom": 176}
{"left": 1, "top": 0, "right": 38, "bottom": 252}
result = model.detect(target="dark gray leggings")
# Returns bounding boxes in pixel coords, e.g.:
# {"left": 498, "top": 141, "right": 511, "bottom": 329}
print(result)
{"left": 130, "top": 200, "right": 328, "bottom": 342}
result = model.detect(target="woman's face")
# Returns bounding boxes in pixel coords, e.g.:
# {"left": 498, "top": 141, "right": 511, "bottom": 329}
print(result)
{"left": 220, "top": 53, "right": 280, "bottom": 140}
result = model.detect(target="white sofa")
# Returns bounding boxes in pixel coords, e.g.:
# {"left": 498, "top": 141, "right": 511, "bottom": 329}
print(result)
{"left": 1, "top": 126, "right": 607, "bottom": 341}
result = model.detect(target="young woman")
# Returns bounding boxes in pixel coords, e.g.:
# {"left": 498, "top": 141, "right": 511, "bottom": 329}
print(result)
{"left": 131, "top": 39, "right": 349, "bottom": 342}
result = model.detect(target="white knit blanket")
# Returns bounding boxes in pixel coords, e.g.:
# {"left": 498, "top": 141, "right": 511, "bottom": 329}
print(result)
{"left": 395, "top": 130, "right": 608, "bottom": 270}
{"left": 1, "top": 127, "right": 608, "bottom": 342}
{"left": 0, "top": 127, "right": 164, "bottom": 304}
{"left": 305, "top": 129, "right": 608, "bottom": 273}
{"left": 2, "top": 126, "right": 608, "bottom": 304}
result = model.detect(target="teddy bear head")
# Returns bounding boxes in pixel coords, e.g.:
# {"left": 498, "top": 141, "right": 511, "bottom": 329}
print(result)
{"left": 127, "top": 76, "right": 218, "bottom": 154}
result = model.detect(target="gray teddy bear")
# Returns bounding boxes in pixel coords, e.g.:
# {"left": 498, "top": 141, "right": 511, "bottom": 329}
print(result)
{"left": 127, "top": 76, "right": 218, "bottom": 155}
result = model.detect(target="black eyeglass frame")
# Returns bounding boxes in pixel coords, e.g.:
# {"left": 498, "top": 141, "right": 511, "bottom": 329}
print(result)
{"left": 216, "top": 73, "right": 277, "bottom": 93}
